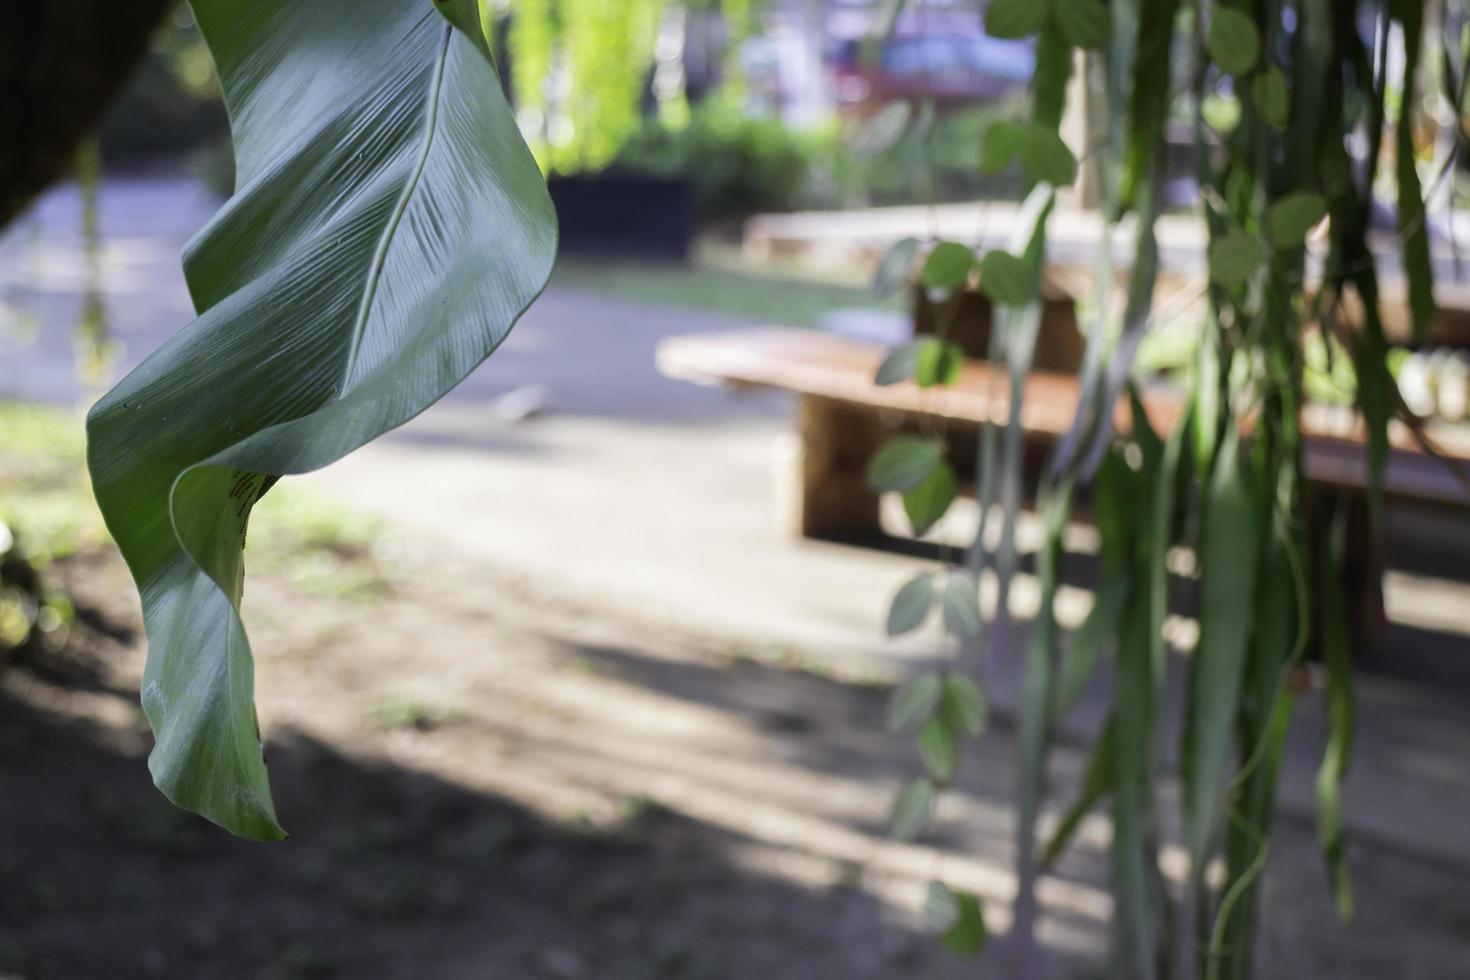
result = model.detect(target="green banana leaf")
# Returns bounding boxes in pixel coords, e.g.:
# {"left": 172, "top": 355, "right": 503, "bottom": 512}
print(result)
{"left": 85, "top": 0, "right": 557, "bottom": 839}
{"left": 1183, "top": 432, "right": 1262, "bottom": 871}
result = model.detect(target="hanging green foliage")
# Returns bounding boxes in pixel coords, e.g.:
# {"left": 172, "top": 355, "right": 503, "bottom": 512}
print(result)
{"left": 51, "top": 4, "right": 1456, "bottom": 975}
{"left": 507, "top": 0, "right": 556, "bottom": 146}
{"left": 553, "top": 0, "right": 666, "bottom": 172}
{"left": 504, "top": 0, "right": 770, "bottom": 174}
{"left": 870, "top": 0, "right": 1454, "bottom": 975}
{"left": 85, "top": 0, "right": 556, "bottom": 838}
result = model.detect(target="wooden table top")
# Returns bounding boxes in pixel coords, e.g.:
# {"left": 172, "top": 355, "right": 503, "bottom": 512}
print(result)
{"left": 656, "top": 327, "right": 1470, "bottom": 506}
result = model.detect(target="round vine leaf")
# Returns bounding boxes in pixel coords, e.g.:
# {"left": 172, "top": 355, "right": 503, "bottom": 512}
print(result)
{"left": 1207, "top": 232, "right": 1264, "bottom": 288}
{"left": 875, "top": 340, "right": 923, "bottom": 386}
{"left": 1054, "top": 0, "right": 1109, "bottom": 50}
{"left": 1251, "top": 67, "right": 1289, "bottom": 127}
{"left": 985, "top": 0, "right": 1049, "bottom": 39}
{"left": 1266, "top": 191, "right": 1328, "bottom": 247}
{"left": 921, "top": 241, "right": 976, "bottom": 290}
{"left": 940, "top": 889, "right": 988, "bottom": 957}
{"left": 919, "top": 716, "right": 958, "bottom": 783}
{"left": 1019, "top": 126, "right": 1078, "bottom": 187}
{"left": 1207, "top": 8, "right": 1260, "bottom": 76}
{"left": 980, "top": 119, "right": 1025, "bottom": 174}
{"left": 1201, "top": 92, "right": 1243, "bottom": 132}
{"left": 868, "top": 436, "right": 944, "bottom": 492}
{"left": 85, "top": 0, "right": 555, "bottom": 839}
{"left": 925, "top": 881, "right": 961, "bottom": 932}
{"left": 887, "top": 572, "right": 936, "bottom": 636}
{"left": 978, "top": 250, "right": 1033, "bottom": 307}
{"left": 890, "top": 779, "right": 935, "bottom": 841}
{"left": 924, "top": 881, "right": 988, "bottom": 956}
{"left": 941, "top": 675, "right": 989, "bottom": 737}
{"left": 888, "top": 671, "right": 943, "bottom": 732}
{"left": 915, "top": 339, "right": 964, "bottom": 388}
{"left": 903, "top": 460, "right": 958, "bottom": 536}
{"left": 853, "top": 100, "right": 913, "bottom": 157}
{"left": 873, "top": 237, "right": 921, "bottom": 296}
{"left": 942, "top": 572, "right": 983, "bottom": 637}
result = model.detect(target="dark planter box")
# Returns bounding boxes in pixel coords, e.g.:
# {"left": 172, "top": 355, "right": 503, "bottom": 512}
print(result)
{"left": 911, "top": 284, "right": 1085, "bottom": 375}
{"left": 548, "top": 172, "right": 698, "bottom": 262}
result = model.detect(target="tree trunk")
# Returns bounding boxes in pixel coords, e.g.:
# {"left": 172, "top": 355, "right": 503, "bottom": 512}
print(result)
{"left": 0, "top": 0, "right": 176, "bottom": 225}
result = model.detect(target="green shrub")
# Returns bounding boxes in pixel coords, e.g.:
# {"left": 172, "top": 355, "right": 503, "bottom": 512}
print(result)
{"left": 97, "top": 5, "right": 228, "bottom": 164}
{"left": 613, "top": 98, "right": 841, "bottom": 218}
{"left": 611, "top": 97, "right": 1027, "bottom": 218}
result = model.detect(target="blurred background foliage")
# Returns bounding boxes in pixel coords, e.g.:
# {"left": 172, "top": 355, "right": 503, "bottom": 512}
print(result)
{"left": 0, "top": 399, "right": 390, "bottom": 659}
{"left": 94, "top": 0, "right": 1024, "bottom": 215}
{"left": 93, "top": 5, "right": 229, "bottom": 182}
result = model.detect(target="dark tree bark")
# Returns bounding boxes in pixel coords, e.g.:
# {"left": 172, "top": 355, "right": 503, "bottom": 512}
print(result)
{"left": 0, "top": 1, "right": 173, "bottom": 660}
{"left": 0, "top": 0, "right": 176, "bottom": 226}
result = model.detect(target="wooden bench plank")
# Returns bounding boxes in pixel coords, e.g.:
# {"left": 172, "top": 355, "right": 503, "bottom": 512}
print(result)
{"left": 657, "top": 327, "right": 1470, "bottom": 507}
{"left": 657, "top": 327, "right": 1105, "bottom": 437}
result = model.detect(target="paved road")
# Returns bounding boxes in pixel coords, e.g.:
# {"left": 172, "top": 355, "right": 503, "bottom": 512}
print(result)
{"left": 5, "top": 177, "right": 1470, "bottom": 875}
{"left": 0, "top": 176, "right": 770, "bottom": 422}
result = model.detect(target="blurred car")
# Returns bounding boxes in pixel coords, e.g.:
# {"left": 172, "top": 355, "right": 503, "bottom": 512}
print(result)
{"left": 829, "top": 32, "right": 1034, "bottom": 114}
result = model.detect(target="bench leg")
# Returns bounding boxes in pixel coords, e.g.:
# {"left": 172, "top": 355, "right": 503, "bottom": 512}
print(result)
{"left": 1341, "top": 496, "right": 1386, "bottom": 649}
{"left": 1308, "top": 491, "right": 1385, "bottom": 652}
{"left": 779, "top": 396, "right": 884, "bottom": 541}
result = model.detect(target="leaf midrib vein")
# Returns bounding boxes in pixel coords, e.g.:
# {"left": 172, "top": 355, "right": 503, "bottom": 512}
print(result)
{"left": 341, "top": 24, "right": 453, "bottom": 385}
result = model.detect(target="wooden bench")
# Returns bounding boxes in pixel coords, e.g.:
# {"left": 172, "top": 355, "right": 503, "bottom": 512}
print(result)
{"left": 656, "top": 327, "right": 1470, "bottom": 542}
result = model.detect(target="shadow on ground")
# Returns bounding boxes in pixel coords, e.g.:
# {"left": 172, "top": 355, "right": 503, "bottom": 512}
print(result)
{"left": 5, "top": 544, "right": 1469, "bottom": 980}
{"left": 0, "top": 639, "right": 985, "bottom": 980}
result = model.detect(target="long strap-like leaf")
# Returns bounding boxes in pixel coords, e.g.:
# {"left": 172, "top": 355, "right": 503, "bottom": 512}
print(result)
{"left": 1183, "top": 431, "right": 1261, "bottom": 872}
{"left": 86, "top": 0, "right": 556, "bottom": 839}
{"left": 1392, "top": 0, "right": 1435, "bottom": 342}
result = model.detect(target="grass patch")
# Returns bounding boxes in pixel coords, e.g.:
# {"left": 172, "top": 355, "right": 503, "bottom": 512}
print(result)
{"left": 0, "top": 401, "right": 385, "bottom": 594}
{"left": 0, "top": 402, "right": 101, "bottom": 561}
{"left": 551, "top": 246, "right": 903, "bottom": 329}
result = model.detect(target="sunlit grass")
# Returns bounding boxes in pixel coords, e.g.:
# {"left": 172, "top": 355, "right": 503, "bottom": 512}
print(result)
{"left": 0, "top": 401, "right": 385, "bottom": 597}
{"left": 552, "top": 242, "right": 904, "bottom": 329}
{"left": 0, "top": 402, "right": 100, "bottom": 561}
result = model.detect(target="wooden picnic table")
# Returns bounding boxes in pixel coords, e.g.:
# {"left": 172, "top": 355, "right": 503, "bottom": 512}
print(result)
{"left": 657, "top": 326, "right": 1470, "bottom": 541}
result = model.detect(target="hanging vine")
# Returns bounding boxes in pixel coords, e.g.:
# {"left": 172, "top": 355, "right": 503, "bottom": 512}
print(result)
{"left": 865, "top": 0, "right": 1458, "bottom": 976}
{"left": 504, "top": 0, "right": 672, "bottom": 173}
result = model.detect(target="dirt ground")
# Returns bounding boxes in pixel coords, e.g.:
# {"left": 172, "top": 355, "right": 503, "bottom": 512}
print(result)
{"left": 2, "top": 545, "right": 1468, "bottom": 980}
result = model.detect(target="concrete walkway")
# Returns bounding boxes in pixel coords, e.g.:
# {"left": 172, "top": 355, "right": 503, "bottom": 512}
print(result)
{"left": 4, "top": 177, "right": 1470, "bottom": 883}
{"left": 304, "top": 286, "right": 1470, "bottom": 876}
